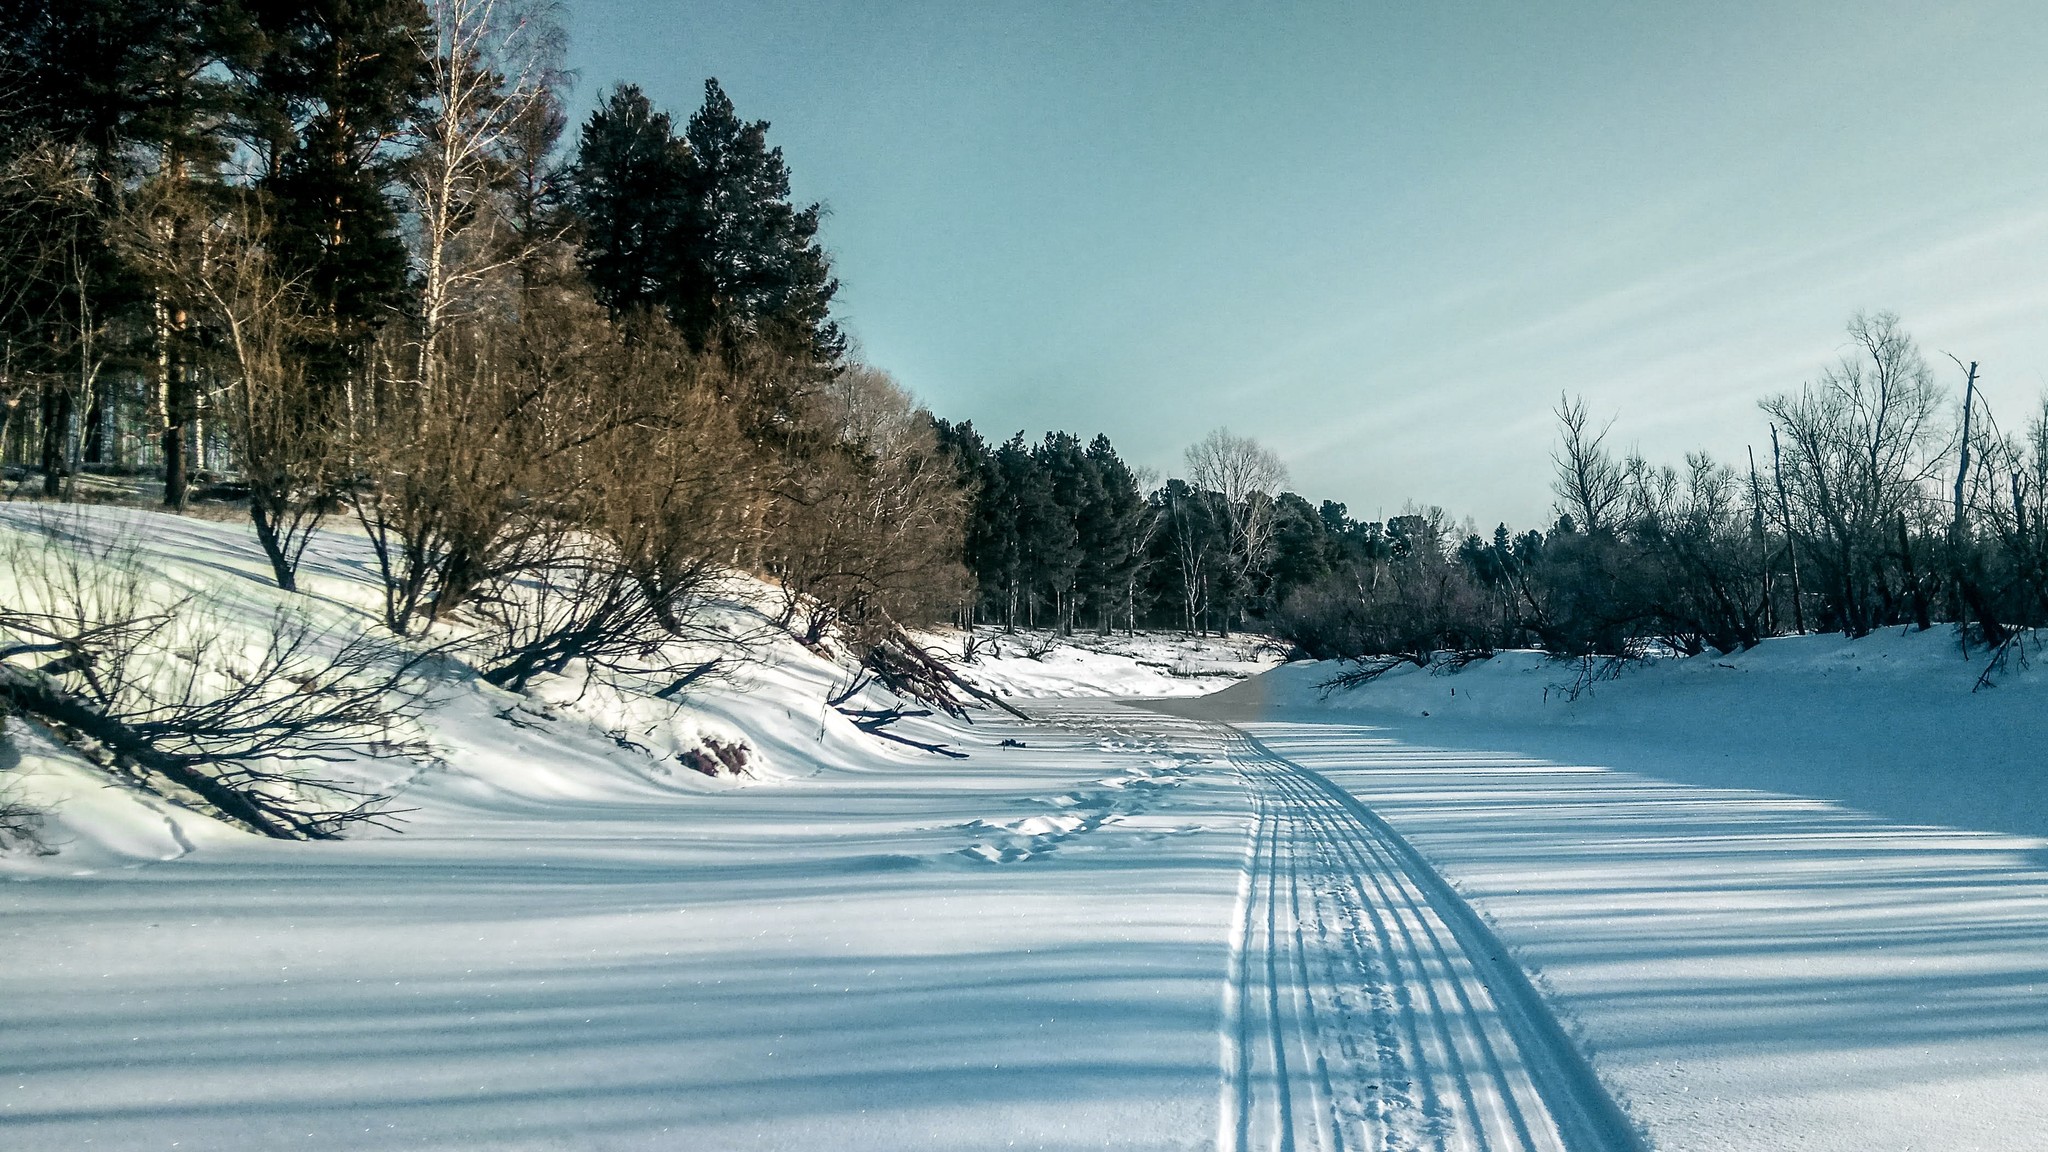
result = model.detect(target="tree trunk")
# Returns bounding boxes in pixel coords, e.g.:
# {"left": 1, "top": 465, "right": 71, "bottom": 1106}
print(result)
{"left": 39, "top": 382, "right": 69, "bottom": 497}
{"left": 1770, "top": 426, "right": 1805, "bottom": 633}
{"left": 1899, "top": 514, "right": 1930, "bottom": 631}
{"left": 162, "top": 309, "right": 192, "bottom": 509}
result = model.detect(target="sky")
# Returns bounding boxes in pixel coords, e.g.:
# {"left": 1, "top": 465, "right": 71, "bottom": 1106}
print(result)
{"left": 560, "top": 0, "right": 2048, "bottom": 527}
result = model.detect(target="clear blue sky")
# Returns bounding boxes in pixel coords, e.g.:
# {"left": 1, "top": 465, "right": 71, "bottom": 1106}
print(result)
{"left": 561, "top": 0, "right": 2048, "bottom": 526}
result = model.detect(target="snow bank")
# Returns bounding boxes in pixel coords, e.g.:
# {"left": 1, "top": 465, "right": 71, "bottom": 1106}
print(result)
{"left": 0, "top": 510, "right": 1266, "bottom": 1152}
{"left": 1209, "top": 629, "right": 2048, "bottom": 841}
{"left": 0, "top": 503, "right": 963, "bottom": 873}
{"left": 924, "top": 627, "right": 1284, "bottom": 698}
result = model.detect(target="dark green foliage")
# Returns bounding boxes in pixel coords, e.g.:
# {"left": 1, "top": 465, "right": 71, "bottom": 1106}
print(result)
{"left": 569, "top": 79, "right": 841, "bottom": 361}
{"left": 569, "top": 84, "right": 690, "bottom": 317}
{"left": 676, "top": 79, "right": 841, "bottom": 360}
{"left": 236, "top": 0, "right": 433, "bottom": 345}
{"left": 0, "top": 0, "right": 235, "bottom": 176}
{"left": 1264, "top": 492, "right": 1329, "bottom": 608}
{"left": 937, "top": 423, "right": 1164, "bottom": 632}
{"left": 1075, "top": 434, "right": 1152, "bottom": 630}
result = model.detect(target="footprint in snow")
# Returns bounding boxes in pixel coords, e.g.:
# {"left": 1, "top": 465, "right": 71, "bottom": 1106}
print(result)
{"left": 956, "top": 766, "right": 1194, "bottom": 863}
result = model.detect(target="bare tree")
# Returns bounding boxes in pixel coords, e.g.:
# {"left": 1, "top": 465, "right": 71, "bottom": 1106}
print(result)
{"left": 406, "top": 0, "right": 568, "bottom": 390}
{"left": 1184, "top": 427, "right": 1287, "bottom": 633}
{"left": 586, "top": 334, "right": 754, "bottom": 635}
{"left": 762, "top": 365, "right": 971, "bottom": 651}
{"left": 1161, "top": 479, "right": 1216, "bottom": 632}
{"left": 1551, "top": 393, "right": 1625, "bottom": 535}
{"left": 0, "top": 144, "right": 112, "bottom": 498}
{"left": 124, "top": 184, "right": 342, "bottom": 590}
{"left": 351, "top": 283, "right": 630, "bottom": 634}
{"left": 1761, "top": 311, "right": 1946, "bottom": 635}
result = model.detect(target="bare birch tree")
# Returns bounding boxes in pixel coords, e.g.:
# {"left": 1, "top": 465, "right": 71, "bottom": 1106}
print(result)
{"left": 1552, "top": 393, "right": 1625, "bottom": 534}
{"left": 405, "top": 0, "right": 567, "bottom": 389}
{"left": 1185, "top": 427, "right": 1286, "bottom": 632}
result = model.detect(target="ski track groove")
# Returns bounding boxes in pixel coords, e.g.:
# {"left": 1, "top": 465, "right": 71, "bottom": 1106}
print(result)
{"left": 1199, "top": 717, "right": 1645, "bottom": 1152}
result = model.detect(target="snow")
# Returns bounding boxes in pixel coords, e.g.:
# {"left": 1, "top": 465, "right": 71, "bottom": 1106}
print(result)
{"left": 924, "top": 627, "right": 1284, "bottom": 699}
{"left": 0, "top": 507, "right": 1255, "bottom": 1149}
{"left": 1179, "top": 633, "right": 2048, "bottom": 1151}
{"left": 5, "top": 504, "right": 2045, "bottom": 1150}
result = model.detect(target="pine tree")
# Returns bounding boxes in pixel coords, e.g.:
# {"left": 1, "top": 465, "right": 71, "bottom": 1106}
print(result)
{"left": 0, "top": 0, "right": 234, "bottom": 181}
{"left": 1074, "top": 434, "right": 1150, "bottom": 632}
{"left": 236, "top": 0, "right": 432, "bottom": 383}
{"left": 0, "top": 0, "right": 236, "bottom": 489}
{"left": 1266, "top": 492, "right": 1330, "bottom": 611}
{"left": 933, "top": 418, "right": 1010, "bottom": 624}
{"left": 676, "top": 78, "right": 841, "bottom": 361}
{"left": 569, "top": 83, "right": 690, "bottom": 317}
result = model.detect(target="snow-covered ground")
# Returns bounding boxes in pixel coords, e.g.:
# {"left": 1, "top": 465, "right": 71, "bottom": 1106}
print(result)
{"left": 5, "top": 506, "right": 2045, "bottom": 1151}
{"left": 925, "top": 627, "right": 1284, "bottom": 699}
{"left": 0, "top": 508, "right": 1258, "bottom": 1149}
{"left": 1175, "top": 635, "right": 2048, "bottom": 1152}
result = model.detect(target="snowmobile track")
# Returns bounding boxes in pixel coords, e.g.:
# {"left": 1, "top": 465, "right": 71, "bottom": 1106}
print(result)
{"left": 1217, "top": 725, "right": 1645, "bottom": 1152}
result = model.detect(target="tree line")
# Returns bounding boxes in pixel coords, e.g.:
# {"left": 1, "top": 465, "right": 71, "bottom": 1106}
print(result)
{"left": 4, "top": 0, "right": 2045, "bottom": 693}
{"left": 1278, "top": 312, "right": 2048, "bottom": 671}
{"left": 935, "top": 309, "right": 2048, "bottom": 675}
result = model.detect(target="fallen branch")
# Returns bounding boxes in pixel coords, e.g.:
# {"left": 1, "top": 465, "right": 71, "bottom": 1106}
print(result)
{"left": 0, "top": 664, "right": 405, "bottom": 839}
{"left": 865, "top": 629, "right": 1029, "bottom": 720}
{"left": 1317, "top": 653, "right": 1426, "bottom": 697}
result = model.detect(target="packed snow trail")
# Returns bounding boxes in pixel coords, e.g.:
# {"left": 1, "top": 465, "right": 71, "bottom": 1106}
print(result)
{"left": 1213, "top": 724, "right": 1640, "bottom": 1152}
{"left": 1040, "top": 704, "right": 1640, "bottom": 1152}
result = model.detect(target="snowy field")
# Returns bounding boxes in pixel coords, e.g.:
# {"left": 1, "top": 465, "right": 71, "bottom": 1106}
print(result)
{"left": 4, "top": 507, "right": 2045, "bottom": 1150}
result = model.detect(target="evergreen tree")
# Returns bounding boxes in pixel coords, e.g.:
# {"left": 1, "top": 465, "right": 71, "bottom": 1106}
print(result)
{"left": 1032, "top": 432, "right": 1093, "bottom": 630}
{"left": 933, "top": 418, "right": 1011, "bottom": 622}
{"left": 994, "top": 433, "right": 1072, "bottom": 627}
{"left": 0, "top": 0, "right": 235, "bottom": 180}
{"left": 1075, "top": 434, "right": 1150, "bottom": 632}
{"left": 568, "top": 83, "right": 690, "bottom": 316}
{"left": 1, "top": 0, "right": 237, "bottom": 488}
{"left": 236, "top": 0, "right": 432, "bottom": 376}
{"left": 1266, "top": 491, "right": 1331, "bottom": 609}
{"left": 676, "top": 78, "right": 841, "bottom": 361}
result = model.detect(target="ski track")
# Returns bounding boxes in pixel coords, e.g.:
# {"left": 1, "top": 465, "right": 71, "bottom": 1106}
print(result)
{"left": 1190, "top": 713, "right": 1643, "bottom": 1152}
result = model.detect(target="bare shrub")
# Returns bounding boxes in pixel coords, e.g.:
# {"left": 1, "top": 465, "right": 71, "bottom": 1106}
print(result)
{"left": 465, "top": 525, "right": 698, "bottom": 695}
{"left": 1184, "top": 428, "right": 1287, "bottom": 632}
{"left": 0, "top": 515, "right": 433, "bottom": 839}
{"left": 762, "top": 366, "right": 971, "bottom": 651}
{"left": 122, "top": 184, "right": 342, "bottom": 591}
{"left": 351, "top": 283, "right": 631, "bottom": 634}
{"left": 582, "top": 319, "right": 757, "bottom": 638}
